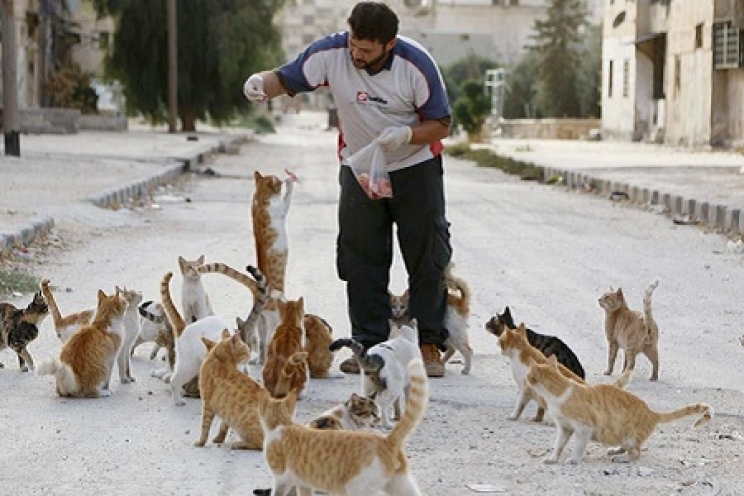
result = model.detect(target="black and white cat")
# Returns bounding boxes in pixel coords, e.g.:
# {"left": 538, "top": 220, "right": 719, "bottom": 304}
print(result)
{"left": 330, "top": 319, "right": 421, "bottom": 429}
{"left": 0, "top": 289, "right": 49, "bottom": 372}
{"left": 485, "top": 306, "right": 586, "bottom": 379}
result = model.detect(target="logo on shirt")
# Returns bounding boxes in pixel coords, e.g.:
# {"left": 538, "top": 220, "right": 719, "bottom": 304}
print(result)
{"left": 356, "top": 91, "right": 388, "bottom": 105}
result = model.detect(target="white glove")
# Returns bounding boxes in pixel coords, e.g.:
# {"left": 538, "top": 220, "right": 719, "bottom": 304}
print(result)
{"left": 243, "top": 74, "right": 267, "bottom": 102}
{"left": 377, "top": 126, "right": 412, "bottom": 151}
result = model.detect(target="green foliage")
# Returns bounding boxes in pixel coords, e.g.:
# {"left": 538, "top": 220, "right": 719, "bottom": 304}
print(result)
{"left": 92, "top": 0, "right": 284, "bottom": 130}
{"left": 232, "top": 114, "right": 276, "bottom": 134}
{"left": 503, "top": 51, "right": 540, "bottom": 119}
{"left": 442, "top": 55, "right": 499, "bottom": 104}
{"left": 0, "top": 268, "right": 39, "bottom": 300}
{"left": 576, "top": 23, "right": 602, "bottom": 118}
{"left": 453, "top": 79, "right": 492, "bottom": 141}
{"left": 528, "top": 0, "right": 587, "bottom": 117}
{"left": 444, "top": 144, "right": 542, "bottom": 181}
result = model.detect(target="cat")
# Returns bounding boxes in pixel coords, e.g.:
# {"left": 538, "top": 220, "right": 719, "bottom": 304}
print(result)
{"left": 308, "top": 392, "right": 381, "bottom": 431}
{"left": 194, "top": 330, "right": 267, "bottom": 450}
{"left": 526, "top": 354, "right": 712, "bottom": 464}
{"left": 248, "top": 170, "right": 296, "bottom": 364}
{"left": 131, "top": 300, "right": 170, "bottom": 360}
{"left": 494, "top": 323, "right": 630, "bottom": 423}
{"left": 330, "top": 319, "right": 421, "bottom": 429}
{"left": 0, "top": 288, "right": 49, "bottom": 371}
{"left": 302, "top": 313, "right": 334, "bottom": 379}
{"left": 37, "top": 288, "right": 127, "bottom": 397}
{"left": 389, "top": 263, "right": 473, "bottom": 374}
{"left": 116, "top": 286, "right": 143, "bottom": 384}
{"left": 159, "top": 270, "right": 233, "bottom": 406}
{"left": 262, "top": 296, "right": 309, "bottom": 399}
{"left": 598, "top": 278, "right": 660, "bottom": 381}
{"left": 485, "top": 305, "right": 586, "bottom": 379}
{"left": 40, "top": 278, "right": 94, "bottom": 342}
{"left": 178, "top": 255, "right": 215, "bottom": 323}
{"left": 256, "top": 358, "right": 428, "bottom": 495}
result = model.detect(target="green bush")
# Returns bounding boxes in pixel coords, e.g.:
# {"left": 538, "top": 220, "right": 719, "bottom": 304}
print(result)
{"left": 445, "top": 144, "right": 542, "bottom": 181}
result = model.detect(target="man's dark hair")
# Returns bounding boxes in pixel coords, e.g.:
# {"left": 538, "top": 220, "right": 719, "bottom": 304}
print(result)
{"left": 347, "top": 2, "right": 399, "bottom": 45}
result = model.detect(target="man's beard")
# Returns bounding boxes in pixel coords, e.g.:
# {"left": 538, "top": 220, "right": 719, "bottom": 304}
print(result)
{"left": 352, "top": 49, "right": 389, "bottom": 71}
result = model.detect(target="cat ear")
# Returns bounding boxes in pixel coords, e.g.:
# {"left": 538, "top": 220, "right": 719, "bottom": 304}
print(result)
{"left": 202, "top": 337, "right": 216, "bottom": 350}
{"left": 97, "top": 289, "right": 106, "bottom": 302}
{"left": 516, "top": 323, "right": 527, "bottom": 336}
{"left": 196, "top": 254, "right": 205, "bottom": 265}
{"left": 504, "top": 306, "right": 511, "bottom": 317}
{"left": 221, "top": 328, "right": 230, "bottom": 339}
{"left": 367, "top": 390, "right": 378, "bottom": 400}
{"left": 409, "top": 318, "right": 418, "bottom": 329}
{"left": 547, "top": 354, "right": 559, "bottom": 368}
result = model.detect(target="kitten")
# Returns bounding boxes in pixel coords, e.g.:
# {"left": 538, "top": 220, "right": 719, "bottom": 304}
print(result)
{"left": 0, "top": 289, "right": 49, "bottom": 371}
{"left": 308, "top": 392, "right": 381, "bottom": 431}
{"left": 257, "top": 359, "right": 428, "bottom": 495}
{"left": 526, "top": 354, "right": 712, "bottom": 464}
{"left": 599, "top": 278, "right": 660, "bottom": 381}
{"left": 40, "top": 278, "right": 93, "bottom": 342}
{"left": 195, "top": 330, "right": 267, "bottom": 450}
{"left": 116, "top": 286, "right": 143, "bottom": 384}
{"left": 131, "top": 300, "right": 170, "bottom": 360}
{"left": 330, "top": 319, "right": 421, "bottom": 429}
{"left": 249, "top": 170, "right": 296, "bottom": 364}
{"left": 37, "top": 288, "right": 127, "bottom": 397}
{"left": 389, "top": 264, "right": 473, "bottom": 374}
{"left": 178, "top": 255, "right": 215, "bottom": 323}
{"left": 485, "top": 306, "right": 586, "bottom": 379}
{"left": 262, "top": 297, "right": 309, "bottom": 399}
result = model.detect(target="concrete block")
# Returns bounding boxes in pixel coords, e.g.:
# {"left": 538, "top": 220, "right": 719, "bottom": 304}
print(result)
{"left": 708, "top": 204, "right": 726, "bottom": 229}
{"left": 725, "top": 209, "right": 741, "bottom": 234}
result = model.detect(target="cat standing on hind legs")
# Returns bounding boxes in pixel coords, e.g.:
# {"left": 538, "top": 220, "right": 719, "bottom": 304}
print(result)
{"left": 599, "top": 278, "right": 660, "bottom": 381}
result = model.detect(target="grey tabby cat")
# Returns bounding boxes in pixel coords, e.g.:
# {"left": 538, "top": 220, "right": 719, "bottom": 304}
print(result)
{"left": 0, "top": 289, "right": 49, "bottom": 372}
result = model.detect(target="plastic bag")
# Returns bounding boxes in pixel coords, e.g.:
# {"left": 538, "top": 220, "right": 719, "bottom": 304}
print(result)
{"left": 345, "top": 141, "right": 393, "bottom": 200}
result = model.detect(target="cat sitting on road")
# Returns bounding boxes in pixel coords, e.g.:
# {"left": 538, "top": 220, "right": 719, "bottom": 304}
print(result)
{"left": 526, "top": 354, "right": 711, "bottom": 464}
{"left": 262, "top": 296, "right": 309, "bottom": 399}
{"left": 179, "top": 254, "right": 215, "bottom": 323}
{"left": 599, "top": 278, "right": 660, "bottom": 381}
{"left": 308, "top": 392, "right": 381, "bottom": 431}
{"left": 485, "top": 306, "right": 585, "bottom": 379}
{"left": 37, "top": 288, "right": 127, "bottom": 397}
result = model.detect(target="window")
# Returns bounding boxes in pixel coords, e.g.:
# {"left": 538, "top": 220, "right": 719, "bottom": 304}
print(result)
{"left": 695, "top": 24, "right": 703, "bottom": 49}
{"left": 608, "top": 60, "right": 613, "bottom": 98}
{"left": 713, "top": 21, "right": 741, "bottom": 69}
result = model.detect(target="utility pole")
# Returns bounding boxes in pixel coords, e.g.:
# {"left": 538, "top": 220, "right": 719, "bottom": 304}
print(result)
{"left": 167, "top": 0, "right": 177, "bottom": 133}
{"left": 1, "top": 0, "right": 20, "bottom": 156}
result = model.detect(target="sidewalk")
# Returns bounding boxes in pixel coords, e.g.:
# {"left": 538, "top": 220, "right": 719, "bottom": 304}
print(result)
{"left": 3, "top": 112, "right": 744, "bottom": 256}
{"left": 0, "top": 125, "right": 251, "bottom": 253}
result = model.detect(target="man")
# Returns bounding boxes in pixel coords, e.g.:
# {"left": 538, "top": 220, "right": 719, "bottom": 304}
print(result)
{"left": 243, "top": 1, "right": 453, "bottom": 377}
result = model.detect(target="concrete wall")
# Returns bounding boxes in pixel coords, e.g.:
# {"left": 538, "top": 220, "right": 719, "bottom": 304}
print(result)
{"left": 497, "top": 118, "right": 601, "bottom": 140}
{"left": 19, "top": 108, "right": 80, "bottom": 134}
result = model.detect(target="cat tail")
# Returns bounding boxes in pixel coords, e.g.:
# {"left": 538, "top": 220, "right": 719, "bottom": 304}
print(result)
{"left": 160, "top": 272, "right": 186, "bottom": 338}
{"left": 328, "top": 338, "right": 385, "bottom": 374}
{"left": 656, "top": 403, "right": 713, "bottom": 428}
{"left": 386, "top": 359, "right": 428, "bottom": 451}
{"left": 274, "top": 351, "right": 309, "bottom": 398}
{"left": 196, "top": 262, "right": 259, "bottom": 299}
{"left": 444, "top": 263, "right": 471, "bottom": 314}
{"left": 36, "top": 358, "right": 79, "bottom": 391}
{"left": 138, "top": 301, "right": 166, "bottom": 324}
{"left": 237, "top": 265, "right": 269, "bottom": 344}
{"left": 642, "top": 278, "right": 660, "bottom": 345}
{"left": 613, "top": 368, "right": 633, "bottom": 389}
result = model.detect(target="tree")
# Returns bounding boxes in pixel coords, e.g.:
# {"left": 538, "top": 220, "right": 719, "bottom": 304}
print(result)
{"left": 528, "top": 0, "right": 587, "bottom": 118}
{"left": 576, "top": 23, "right": 602, "bottom": 118}
{"left": 92, "top": 0, "right": 284, "bottom": 131}
{"left": 442, "top": 54, "right": 499, "bottom": 106}
{"left": 502, "top": 51, "right": 540, "bottom": 119}
{"left": 453, "top": 79, "right": 492, "bottom": 141}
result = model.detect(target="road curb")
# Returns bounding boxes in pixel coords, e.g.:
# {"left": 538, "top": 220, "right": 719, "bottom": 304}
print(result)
{"left": 542, "top": 166, "right": 743, "bottom": 236}
{"left": 0, "top": 134, "right": 248, "bottom": 257}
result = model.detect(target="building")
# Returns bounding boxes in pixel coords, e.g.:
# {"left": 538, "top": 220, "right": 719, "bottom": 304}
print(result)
{"left": 602, "top": 0, "right": 744, "bottom": 147}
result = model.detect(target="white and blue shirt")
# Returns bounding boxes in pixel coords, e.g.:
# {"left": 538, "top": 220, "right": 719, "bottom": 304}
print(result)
{"left": 277, "top": 31, "right": 451, "bottom": 171}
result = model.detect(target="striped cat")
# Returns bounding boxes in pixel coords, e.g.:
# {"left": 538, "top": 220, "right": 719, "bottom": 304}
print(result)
{"left": 40, "top": 278, "right": 93, "bottom": 342}
{"left": 485, "top": 306, "right": 585, "bottom": 379}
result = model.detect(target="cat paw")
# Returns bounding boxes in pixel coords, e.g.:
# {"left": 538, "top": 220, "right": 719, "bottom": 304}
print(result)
{"left": 99, "top": 389, "right": 113, "bottom": 397}
{"left": 174, "top": 399, "right": 186, "bottom": 407}
{"left": 120, "top": 377, "right": 135, "bottom": 384}
{"left": 566, "top": 458, "right": 581, "bottom": 465}
{"left": 20, "top": 366, "right": 29, "bottom": 373}
{"left": 603, "top": 369, "right": 612, "bottom": 376}
{"left": 506, "top": 414, "right": 519, "bottom": 421}
{"left": 193, "top": 440, "right": 206, "bottom": 447}
{"left": 543, "top": 457, "right": 559, "bottom": 465}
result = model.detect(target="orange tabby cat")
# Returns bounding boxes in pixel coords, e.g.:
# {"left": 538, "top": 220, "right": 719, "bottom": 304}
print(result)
{"left": 40, "top": 278, "right": 94, "bottom": 342}
{"left": 497, "top": 323, "right": 630, "bottom": 423}
{"left": 257, "top": 359, "right": 428, "bottom": 495}
{"left": 302, "top": 313, "right": 333, "bottom": 378}
{"left": 599, "top": 278, "right": 660, "bottom": 380}
{"left": 262, "top": 297, "right": 309, "bottom": 399}
{"left": 178, "top": 255, "right": 215, "bottom": 323}
{"left": 37, "top": 288, "right": 128, "bottom": 398}
{"left": 250, "top": 170, "right": 296, "bottom": 364}
{"left": 195, "top": 330, "right": 267, "bottom": 450}
{"left": 526, "top": 355, "right": 712, "bottom": 464}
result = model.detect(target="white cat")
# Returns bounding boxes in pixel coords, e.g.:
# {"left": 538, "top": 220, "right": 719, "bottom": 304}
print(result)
{"left": 178, "top": 255, "right": 215, "bottom": 323}
{"left": 131, "top": 300, "right": 169, "bottom": 360}
{"left": 116, "top": 286, "right": 143, "bottom": 384}
{"left": 330, "top": 320, "right": 421, "bottom": 429}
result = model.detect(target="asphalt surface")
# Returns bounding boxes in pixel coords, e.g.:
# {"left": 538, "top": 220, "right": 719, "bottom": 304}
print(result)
{"left": 2, "top": 113, "right": 744, "bottom": 255}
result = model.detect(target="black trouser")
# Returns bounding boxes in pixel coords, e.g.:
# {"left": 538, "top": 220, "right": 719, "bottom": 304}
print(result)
{"left": 336, "top": 154, "right": 452, "bottom": 350}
